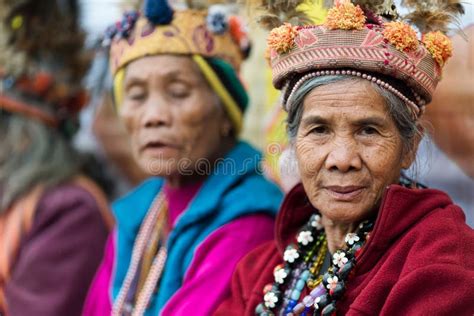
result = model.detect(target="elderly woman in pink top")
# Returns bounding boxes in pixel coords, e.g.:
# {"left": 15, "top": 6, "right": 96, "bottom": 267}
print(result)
{"left": 83, "top": 1, "right": 282, "bottom": 315}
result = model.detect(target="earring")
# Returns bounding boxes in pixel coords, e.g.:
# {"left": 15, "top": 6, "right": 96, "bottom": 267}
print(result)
{"left": 221, "top": 125, "right": 232, "bottom": 137}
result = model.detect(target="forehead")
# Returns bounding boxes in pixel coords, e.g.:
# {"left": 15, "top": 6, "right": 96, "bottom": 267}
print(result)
{"left": 124, "top": 55, "right": 201, "bottom": 81}
{"left": 302, "top": 79, "right": 389, "bottom": 119}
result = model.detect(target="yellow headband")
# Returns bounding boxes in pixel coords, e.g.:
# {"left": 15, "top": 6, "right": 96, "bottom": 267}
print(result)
{"left": 191, "top": 55, "right": 243, "bottom": 135}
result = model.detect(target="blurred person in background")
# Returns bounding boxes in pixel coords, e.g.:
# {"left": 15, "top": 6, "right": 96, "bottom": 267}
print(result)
{"left": 413, "top": 23, "right": 474, "bottom": 226}
{"left": 83, "top": 0, "right": 282, "bottom": 315}
{"left": 0, "top": 0, "right": 114, "bottom": 315}
{"left": 74, "top": 43, "right": 148, "bottom": 199}
{"left": 426, "top": 24, "right": 474, "bottom": 179}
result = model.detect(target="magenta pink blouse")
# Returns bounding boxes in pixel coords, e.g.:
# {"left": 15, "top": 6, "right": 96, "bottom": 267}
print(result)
{"left": 83, "top": 182, "right": 275, "bottom": 315}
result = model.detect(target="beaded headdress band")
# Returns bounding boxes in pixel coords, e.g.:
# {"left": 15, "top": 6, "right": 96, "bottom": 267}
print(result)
{"left": 251, "top": 0, "right": 464, "bottom": 120}
{"left": 106, "top": 0, "right": 251, "bottom": 134}
{"left": 0, "top": 0, "right": 89, "bottom": 129}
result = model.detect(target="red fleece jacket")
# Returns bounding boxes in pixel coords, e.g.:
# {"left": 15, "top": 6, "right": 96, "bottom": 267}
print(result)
{"left": 215, "top": 184, "right": 474, "bottom": 315}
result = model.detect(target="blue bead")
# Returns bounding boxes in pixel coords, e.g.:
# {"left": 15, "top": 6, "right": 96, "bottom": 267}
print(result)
{"left": 301, "top": 270, "right": 310, "bottom": 280}
{"left": 285, "top": 299, "right": 298, "bottom": 313}
{"left": 291, "top": 289, "right": 301, "bottom": 301}
{"left": 296, "top": 279, "right": 306, "bottom": 291}
{"left": 288, "top": 300, "right": 298, "bottom": 308}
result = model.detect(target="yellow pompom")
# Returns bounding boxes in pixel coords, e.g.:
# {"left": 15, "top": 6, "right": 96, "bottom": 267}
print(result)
{"left": 423, "top": 31, "right": 453, "bottom": 67}
{"left": 383, "top": 21, "right": 419, "bottom": 52}
{"left": 325, "top": 0, "right": 366, "bottom": 30}
{"left": 267, "top": 23, "right": 299, "bottom": 55}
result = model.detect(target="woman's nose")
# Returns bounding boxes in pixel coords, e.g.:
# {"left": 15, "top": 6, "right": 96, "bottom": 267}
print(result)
{"left": 324, "top": 138, "right": 362, "bottom": 173}
{"left": 142, "top": 95, "right": 172, "bottom": 128}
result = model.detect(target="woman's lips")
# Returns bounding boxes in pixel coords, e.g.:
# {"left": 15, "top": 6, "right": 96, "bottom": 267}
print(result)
{"left": 141, "top": 141, "right": 179, "bottom": 157}
{"left": 324, "top": 186, "right": 365, "bottom": 201}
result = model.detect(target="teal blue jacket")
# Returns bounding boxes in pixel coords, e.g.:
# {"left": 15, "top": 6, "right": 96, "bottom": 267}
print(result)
{"left": 111, "top": 142, "right": 282, "bottom": 314}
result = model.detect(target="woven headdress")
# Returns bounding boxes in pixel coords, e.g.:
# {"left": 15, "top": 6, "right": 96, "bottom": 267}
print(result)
{"left": 107, "top": 0, "right": 251, "bottom": 134}
{"left": 250, "top": 0, "right": 464, "bottom": 119}
{"left": 0, "top": 0, "right": 89, "bottom": 131}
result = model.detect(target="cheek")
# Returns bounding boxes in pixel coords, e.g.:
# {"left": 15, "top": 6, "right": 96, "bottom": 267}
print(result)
{"left": 295, "top": 137, "right": 324, "bottom": 182}
{"left": 173, "top": 98, "right": 223, "bottom": 157}
{"left": 362, "top": 138, "right": 404, "bottom": 183}
{"left": 178, "top": 91, "right": 219, "bottom": 126}
{"left": 119, "top": 105, "right": 142, "bottom": 157}
{"left": 180, "top": 105, "right": 215, "bottom": 131}
{"left": 119, "top": 103, "right": 139, "bottom": 134}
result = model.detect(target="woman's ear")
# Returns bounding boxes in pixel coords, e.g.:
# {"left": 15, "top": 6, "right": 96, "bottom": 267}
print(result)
{"left": 401, "top": 123, "right": 424, "bottom": 169}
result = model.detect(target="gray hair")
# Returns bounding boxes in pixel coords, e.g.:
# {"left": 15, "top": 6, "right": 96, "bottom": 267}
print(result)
{"left": 0, "top": 113, "right": 80, "bottom": 210}
{"left": 287, "top": 75, "right": 423, "bottom": 158}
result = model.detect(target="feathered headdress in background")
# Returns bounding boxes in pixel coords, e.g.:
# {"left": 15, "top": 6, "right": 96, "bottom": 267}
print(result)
{"left": 248, "top": 0, "right": 464, "bottom": 32}
{"left": 0, "top": 0, "right": 89, "bottom": 129}
{"left": 401, "top": 0, "right": 464, "bottom": 33}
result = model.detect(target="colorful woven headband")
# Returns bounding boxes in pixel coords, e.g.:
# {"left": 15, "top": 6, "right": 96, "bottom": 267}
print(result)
{"left": 258, "top": 0, "right": 462, "bottom": 119}
{"left": 107, "top": 0, "right": 251, "bottom": 134}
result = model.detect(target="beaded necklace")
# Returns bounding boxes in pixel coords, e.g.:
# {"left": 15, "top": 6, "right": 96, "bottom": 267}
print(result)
{"left": 255, "top": 213, "right": 374, "bottom": 316}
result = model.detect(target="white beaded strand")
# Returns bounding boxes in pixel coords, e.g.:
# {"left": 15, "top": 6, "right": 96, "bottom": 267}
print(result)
{"left": 285, "top": 69, "right": 423, "bottom": 120}
{"left": 112, "top": 193, "right": 166, "bottom": 316}
{"left": 132, "top": 247, "right": 168, "bottom": 316}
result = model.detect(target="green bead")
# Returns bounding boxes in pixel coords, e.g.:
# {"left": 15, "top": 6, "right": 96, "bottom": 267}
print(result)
{"left": 255, "top": 303, "right": 265, "bottom": 313}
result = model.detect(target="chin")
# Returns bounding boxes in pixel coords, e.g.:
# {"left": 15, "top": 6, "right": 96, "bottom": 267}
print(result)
{"left": 138, "top": 158, "right": 178, "bottom": 177}
{"left": 312, "top": 196, "right": 375, "bottom": 224}
{"left": 318, "top": 205, "right": 356, "bottom": 222}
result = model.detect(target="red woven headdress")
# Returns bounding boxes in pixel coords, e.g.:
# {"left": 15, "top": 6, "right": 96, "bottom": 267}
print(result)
{"left": 251, "top": 0, "right": 464, "bottom": 119}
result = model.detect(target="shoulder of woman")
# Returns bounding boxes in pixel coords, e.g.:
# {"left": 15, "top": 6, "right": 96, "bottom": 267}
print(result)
{"left": 31, "top": 182, "right": 108, "bottom": 234}
{"left": 220, "top": 173, "right": 283, "bottom": 208}
{"left": 396, "top": 202, "right": 474, "bottom": 269}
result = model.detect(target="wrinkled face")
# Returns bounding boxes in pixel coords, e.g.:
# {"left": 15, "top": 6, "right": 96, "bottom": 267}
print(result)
{"left": 295, "top": 80, "right": 414, "bottom": 224}
{"left": 120, "top": 55, "right": 231, "bottom": 180}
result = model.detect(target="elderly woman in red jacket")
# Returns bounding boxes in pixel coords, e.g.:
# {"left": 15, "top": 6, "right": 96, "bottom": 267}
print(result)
{"left": 216, "top": 1, "right": 474, "bottom": 315}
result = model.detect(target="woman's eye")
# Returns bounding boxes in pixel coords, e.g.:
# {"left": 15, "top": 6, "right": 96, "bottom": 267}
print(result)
{"left": 360, "top": 126, "right": 378, "bottom": 135}
{"left": 126, "top": 87, "right": 146, "bottom": 101}
{"left": 130, "top": 93, "right": 146, "bottom": 101}
{"left": 311, "top": 126, "right": 329, "bottom": 135}
{"left": 168, "top": 83, "right": 190, "bottom": 98}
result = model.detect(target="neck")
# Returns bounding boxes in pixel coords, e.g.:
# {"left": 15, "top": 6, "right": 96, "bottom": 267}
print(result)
{"left": 322, "top": 216, "right": 358, "bottom": 253}
{"left": 165, "top": 174, "right": 206, "bottom": 189}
